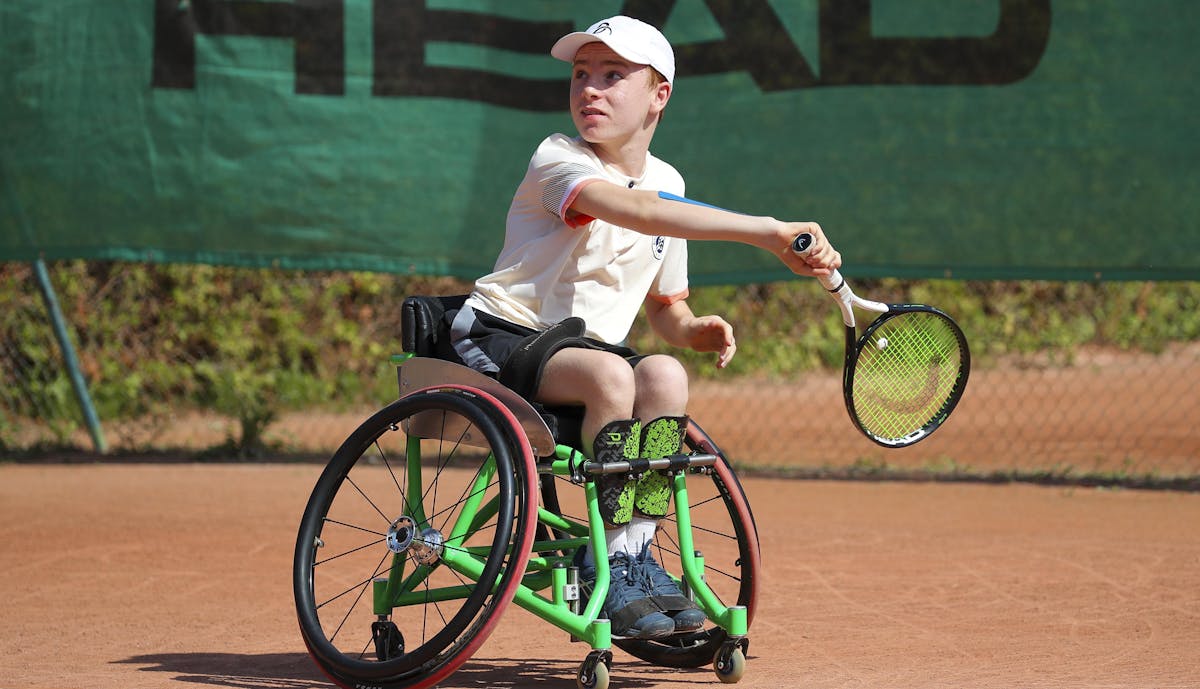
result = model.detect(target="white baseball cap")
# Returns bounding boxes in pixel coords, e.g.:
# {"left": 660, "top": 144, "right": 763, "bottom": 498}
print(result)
{"left": 550, "top": 16, "right": 675, "bottom": 84}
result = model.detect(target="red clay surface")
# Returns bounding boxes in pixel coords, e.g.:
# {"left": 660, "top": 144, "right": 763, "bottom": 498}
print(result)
{"left": 3, "top": 463, "right": 1198, "bottom": 689}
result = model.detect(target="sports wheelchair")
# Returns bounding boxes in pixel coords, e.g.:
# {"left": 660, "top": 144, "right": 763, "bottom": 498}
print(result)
{"left": 293, "top": 295, "right": 760, "bottom": 689}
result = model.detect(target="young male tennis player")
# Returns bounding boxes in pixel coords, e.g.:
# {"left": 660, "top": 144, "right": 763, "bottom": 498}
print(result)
{"left": 450, "top": 15, "right": 840, "bottom": 639}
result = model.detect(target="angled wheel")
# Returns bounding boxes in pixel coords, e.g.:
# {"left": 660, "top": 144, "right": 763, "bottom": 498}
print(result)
{"left": 294, "top": 385, "right": 537, "bottom": 689}
{"left": 613, "top": 420, "right": 760, "bottom": 668}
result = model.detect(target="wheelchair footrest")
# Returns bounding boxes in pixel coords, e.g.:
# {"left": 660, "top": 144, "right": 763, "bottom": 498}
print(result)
{"left": 581, "top": 453, "right": 718, "bottom": 475}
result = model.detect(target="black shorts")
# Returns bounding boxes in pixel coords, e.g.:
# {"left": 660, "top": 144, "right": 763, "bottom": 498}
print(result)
{"left": 448, "top": 305, "right": 642, "bottom": 399}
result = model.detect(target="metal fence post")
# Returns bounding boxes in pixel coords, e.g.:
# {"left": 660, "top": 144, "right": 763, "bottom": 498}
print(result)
{"left": 32, "top": 259, "right": 108, "bottom": 453}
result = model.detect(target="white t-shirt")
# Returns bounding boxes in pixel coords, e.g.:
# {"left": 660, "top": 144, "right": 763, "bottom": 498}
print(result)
{"left": 465, "top": 134, "right": 689, "bottom": 345}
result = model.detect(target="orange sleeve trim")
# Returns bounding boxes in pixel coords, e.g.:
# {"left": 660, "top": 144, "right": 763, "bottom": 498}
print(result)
{"left": 561, "top": 178, "right": 603, "bottom": 228}
{"left": 649, "top": 288, "right": 690, "bottom": 306}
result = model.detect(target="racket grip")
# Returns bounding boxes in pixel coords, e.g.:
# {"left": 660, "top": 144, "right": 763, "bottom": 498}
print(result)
{"left": 791, "top": 233, "right": 841, "bottom": 292}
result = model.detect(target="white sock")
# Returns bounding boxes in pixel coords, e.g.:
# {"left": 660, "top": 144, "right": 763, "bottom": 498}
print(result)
{"left": 627, "top": 516, "right": 659, "bottom": 555}
{"left": 606, "top": 526, "right": 629, "bottom": 557}
{"left": 583, "top": 527, "right": 629, "bottom": 567}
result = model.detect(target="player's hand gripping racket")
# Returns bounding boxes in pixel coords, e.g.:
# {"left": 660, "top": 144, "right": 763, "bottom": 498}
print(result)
{"left": 792, "top": 233, "right": 970, "bottom": 447}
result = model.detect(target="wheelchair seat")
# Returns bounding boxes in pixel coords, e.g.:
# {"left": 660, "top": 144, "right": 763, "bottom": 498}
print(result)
{"left": 400, "top": 295, "right": 585, "bottom": 451}
{"left": 401, "top": 294, "right": 467, "bottom": 362}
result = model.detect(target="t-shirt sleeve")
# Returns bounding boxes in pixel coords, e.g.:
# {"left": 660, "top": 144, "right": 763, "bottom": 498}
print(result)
{"left": 529, "top": 136, "right": 606, "bottom": 228}
{"left": 649, "top": 236, "right": 689, "bottom": 304}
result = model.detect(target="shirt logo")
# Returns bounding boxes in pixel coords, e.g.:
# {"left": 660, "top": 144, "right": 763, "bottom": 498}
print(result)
{"left": 652, "top": 236, "right": 666, "bottom": 260}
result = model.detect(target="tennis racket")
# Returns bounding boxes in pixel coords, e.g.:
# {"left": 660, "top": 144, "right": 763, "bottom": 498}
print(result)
{"left": 792, "top": 233, "right": 970, "bottom": 447}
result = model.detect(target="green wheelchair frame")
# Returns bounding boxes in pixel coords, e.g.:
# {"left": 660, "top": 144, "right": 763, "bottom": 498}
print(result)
{"left": 293, "top": 312, "right": 760, "bottom": 689}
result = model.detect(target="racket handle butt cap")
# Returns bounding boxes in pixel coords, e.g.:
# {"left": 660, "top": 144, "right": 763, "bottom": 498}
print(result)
{"left": 790, "top": 233, "right": 816, "bottom": 256}
{"left": 791, "top": 232, "right": 840, "bottom": 291}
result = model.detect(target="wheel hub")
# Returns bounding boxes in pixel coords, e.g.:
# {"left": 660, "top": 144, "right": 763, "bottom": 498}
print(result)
{"left": 386, "top": 516, "right": 417, "bottom": 553}
{"left": 386, "top": 515, "right": 445, "bottom": 565}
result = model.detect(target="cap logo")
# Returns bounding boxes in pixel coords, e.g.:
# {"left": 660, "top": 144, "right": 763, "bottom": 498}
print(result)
{"left": 592, "top": 22, "right": 612, "bottom": 35}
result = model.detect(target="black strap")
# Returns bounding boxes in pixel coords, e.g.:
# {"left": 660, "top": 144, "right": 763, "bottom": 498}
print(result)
{"left": 610, "top": 597, "right": 665, "bottom": 634}
{"left": 650, "top": 594, "right": 696, "bottom": 613}
{"left": 497, "top": 316, "right": 588, "bottom": 399}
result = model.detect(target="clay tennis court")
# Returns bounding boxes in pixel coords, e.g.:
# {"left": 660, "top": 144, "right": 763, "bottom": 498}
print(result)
{"left": 3, "top": 459, "right": 1197, "bottom": 689}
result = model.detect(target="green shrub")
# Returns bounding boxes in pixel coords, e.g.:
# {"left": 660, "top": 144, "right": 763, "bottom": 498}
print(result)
{"left": 2, "top": 260, "right": 1197, "bottom": 453}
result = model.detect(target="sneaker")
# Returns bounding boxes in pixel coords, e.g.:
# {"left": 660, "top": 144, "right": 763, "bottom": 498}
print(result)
{"left": 576, "top": 549, "right": 675, "bottom": 639}
{"left": 633, "top": 546, "right": 707, "bottom": 632}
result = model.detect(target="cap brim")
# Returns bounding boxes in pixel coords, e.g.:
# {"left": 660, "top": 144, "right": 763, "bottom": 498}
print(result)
{"left": 550, "top": 32, "right": 602, "bottom": 62}
{"left": 550, "top": 29, "right": 672, "bottom": 83}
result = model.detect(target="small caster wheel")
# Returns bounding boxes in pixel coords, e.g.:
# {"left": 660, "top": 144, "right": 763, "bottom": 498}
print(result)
{"left": 577, "top": 650, "right": 612, "bottom": 689}
{"left": 713, "top": 642, "right": 747, "bottom": 684}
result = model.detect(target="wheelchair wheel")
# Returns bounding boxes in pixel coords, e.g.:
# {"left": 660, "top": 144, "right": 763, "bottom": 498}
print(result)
{"left": 613, "top": 420, "right": 761, "bottom": 668}
{"left": 294, "top": 386, "right": 537, "bottom": 689}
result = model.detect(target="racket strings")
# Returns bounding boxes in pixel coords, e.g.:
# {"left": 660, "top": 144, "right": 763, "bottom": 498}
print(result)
{"left": 853, "top": 313, "right": 963, "bottom": 441}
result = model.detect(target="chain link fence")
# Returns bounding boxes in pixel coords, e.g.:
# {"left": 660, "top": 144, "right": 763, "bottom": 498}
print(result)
{"left": 3, "top": 261, "right": 1198, "bottom": 484}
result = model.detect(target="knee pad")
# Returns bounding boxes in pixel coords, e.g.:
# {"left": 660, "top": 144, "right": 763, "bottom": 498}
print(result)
{"left": 640, "top": 416, "right": 687, "bottom": 459}
{"left": 594, "top": 418, "right": 640, "bottom": 526}
{"left": 633, "top": 473, "right": 671, "bottom": 518}
{"left": 634, "top": 416, "right": 687, "bottom": 518}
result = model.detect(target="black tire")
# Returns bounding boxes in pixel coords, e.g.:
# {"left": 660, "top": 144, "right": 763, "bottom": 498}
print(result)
{"left": 294, "top": 386, "right": 537, "bottom": 689}
{"left": 613, "top": 420, "right": 760, "bottom": 668}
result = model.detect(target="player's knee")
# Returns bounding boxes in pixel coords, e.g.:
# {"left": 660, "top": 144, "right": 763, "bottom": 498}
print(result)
{"left": 587, "top": 353, "right": 638, "bottom": 408}
{"left": 635, "top": 355, "right": 689, "bottom": 406}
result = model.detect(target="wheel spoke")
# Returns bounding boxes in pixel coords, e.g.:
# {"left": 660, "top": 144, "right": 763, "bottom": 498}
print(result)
{"left": 314, "top": 533, "right": 387, "bottom": 567}
{"left": 323, "top": 551, "right": 391, "bottom": 643}
{"left": 378, "top": 434, "right": 411, "bottom": 517}
{"left": 345, "top": 473, "right": 392, "bottom": 526}
{"left": 428, "top": 476, "right": 501, "bottom": 537}
{"left": 419, "top": 413, "right": 473, "bottom": 518}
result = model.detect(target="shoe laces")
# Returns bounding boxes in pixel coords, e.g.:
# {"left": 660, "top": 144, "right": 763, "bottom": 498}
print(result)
{"left": 606, "top": 552, "right": 659, "bottom": 607}
{"left": 632, "top": 545, "right": 682, "bottom": 597}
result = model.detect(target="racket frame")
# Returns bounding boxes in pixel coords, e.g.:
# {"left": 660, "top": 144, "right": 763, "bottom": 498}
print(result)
{"left": 844, "top": 304, "right": 971, "bottom": 447}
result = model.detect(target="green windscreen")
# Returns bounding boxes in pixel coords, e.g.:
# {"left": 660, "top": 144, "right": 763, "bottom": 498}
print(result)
{"left": 2, "top": 1, "right": 1196, "bottom": 282}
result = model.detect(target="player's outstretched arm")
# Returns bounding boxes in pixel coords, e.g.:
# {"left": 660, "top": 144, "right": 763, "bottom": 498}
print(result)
{"left": 571, "top": 181, "right": 841, "bottom": 277}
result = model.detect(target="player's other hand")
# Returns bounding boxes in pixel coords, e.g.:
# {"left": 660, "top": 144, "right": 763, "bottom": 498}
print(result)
{"left": 687, "top": 315, "right": 736, "bottom": 369}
